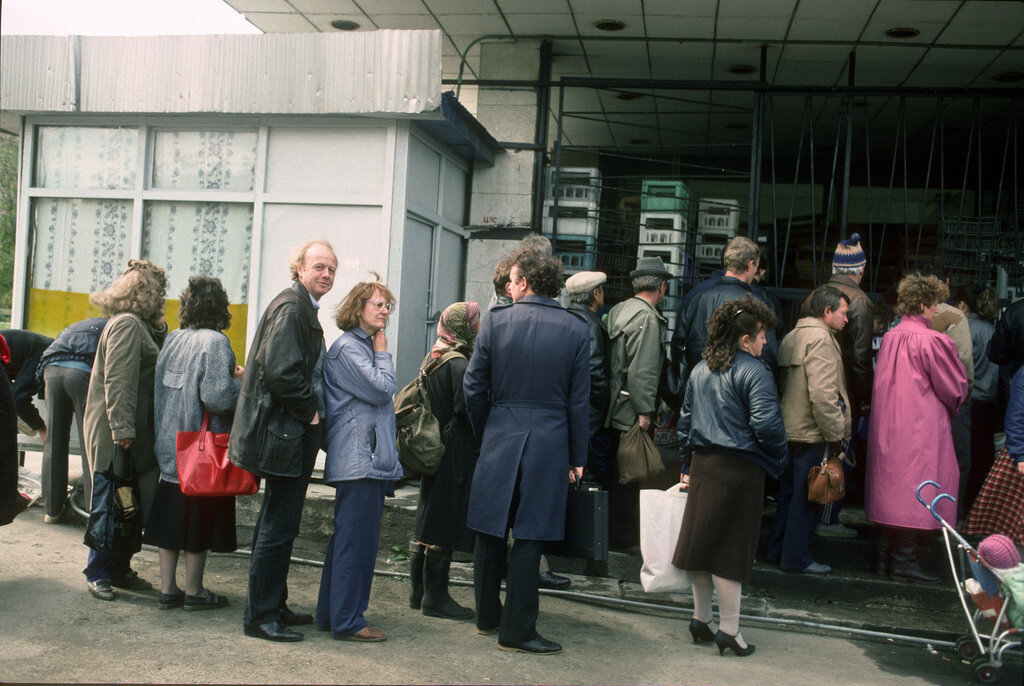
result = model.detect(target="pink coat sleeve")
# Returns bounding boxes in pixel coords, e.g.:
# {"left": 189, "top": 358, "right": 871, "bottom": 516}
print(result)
{"left": 924, "top": 334, "right": 969, "bottom": 415}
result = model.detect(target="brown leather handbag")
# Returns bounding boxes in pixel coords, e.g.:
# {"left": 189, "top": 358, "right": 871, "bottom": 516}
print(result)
{"left": 807, "top": 451, "right": 846, "bottom": 505}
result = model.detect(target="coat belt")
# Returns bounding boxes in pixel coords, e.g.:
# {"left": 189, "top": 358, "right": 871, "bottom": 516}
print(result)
{"left": 493, "top": 399, "right": 565, "bottom": 410}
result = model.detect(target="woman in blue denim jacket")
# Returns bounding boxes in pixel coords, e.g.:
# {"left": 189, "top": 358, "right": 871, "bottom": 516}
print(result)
{"left": 316, "top": 276, "right": 400, "bottom": 643}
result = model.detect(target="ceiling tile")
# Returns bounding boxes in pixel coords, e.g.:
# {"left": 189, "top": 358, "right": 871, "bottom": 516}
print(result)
{"left": 786, "top": 18, "right": 866, "bottom": 42}
{"left": 716, "top": 16, "right": 789, "bottom": 41}
{"left": 575, "top": 14, "right": 646, "bottom": 37}
{"left": 856, "top": 44, "right": 928, "bottom": 66}
{"left": 718, "top": 0, "right": 797, "bottom": 19}
{"left": 505, "top": 13, "right": 577, "bottom": 34}
{"left": 587, "top": 54, "right": 651, "bottom": 77}
{"left": 225, "top": 0, "right": 294, "bottom": 12}
{"left": 902, "top": 64, "right": 973, "bottom": 88}
{"left": 290, "top": 0, "right": 359, "bottom": 12}
{"left": 357, "top": 0, "right": 426, "bottom": 12}
{"left": 645, "top": 15, "right": 716, "bottom": 39}
{"left": 779, "top": 44, "right": 845, "bottom": 62}
{"left": 436, "top": 14, "right": 510, "bottom": 35}
{"left": 848, "top": 59, "right": 915, "bottom": 87}
{"left": 795, "top": 0, "right": 875, "bottom": 22}
{"left": 551, "top": 55, "right": 590, "bottom": 76}
{"left": 644, "top": 0, "right": 715, "bottom": 17}
{"left": 937, "top": 2, "right": 1024, "bottom": 46}
{"left": 923, "top": 47, "right": 1004, "bottom": 68}
{"left": 567, "top": 0, "right": 642, "bottom": 15}
{"left": 586, "top": 40, "right": 649, "bottom": 56}
{"left": 496, "top": 0, "right": 571, "bottom": 12}
{"left": 977, "top": 50, "right": 1024, "bottom": 84}
{"left": 649, "top": 58, "right": 715, "bottom": 80}
{"left": 422, "top": 0, "right": 482, "bottom": 14}
{"left": 373, "top": 15, "right": 441, "bottom": 30}
{"left": 871, "top": 0, "right": 961, "bottom": 24}
{"left": 714, "top": 42, "right": 774, "bottom": 67}
{"left": 305, "top": 13, "right": 373, "bottom": 31}
{"left": 771, "top": 60, "right": 846, "bottom": 86}
{"left": 551, "top": 38, "right": 586, "bottom": 56}
{"left": 240, "top": 12, "right": 318, "bottom": 32}
{"left": 649, "top": 41, "right": 715, "bottom": 60}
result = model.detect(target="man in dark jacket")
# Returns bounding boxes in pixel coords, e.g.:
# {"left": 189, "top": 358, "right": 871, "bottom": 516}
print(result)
{"left": 677, "top": 236, "right": 777, "bottom": 377}
{"left": 565, "top": 271, "right": 611, "bottom": 464}
{"left": 988, "top": 297, "right": 1024, "bottom": 412}
{"left": 465, "top": 247, "right": 590, "bottom": 656}
{"left": 229, "top": 240, "right": 336, "bottom": 643}
{"left": 36, "top": 317, "right": 108, "bottom": 522}
{"left": 0, "top": 329, "right": 53, "bottom": 441}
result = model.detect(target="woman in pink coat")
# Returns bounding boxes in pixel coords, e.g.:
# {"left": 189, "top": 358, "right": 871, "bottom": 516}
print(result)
{"left": 866, "top": 273, "right": 968, "bottom": 583}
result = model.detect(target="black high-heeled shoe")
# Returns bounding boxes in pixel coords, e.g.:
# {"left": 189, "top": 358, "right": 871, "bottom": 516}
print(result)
{"left": 689, "top": 619, "right": 716, "bottom": 644}
{"left": 714, "top": 630, "right": 755, "bottom": 657}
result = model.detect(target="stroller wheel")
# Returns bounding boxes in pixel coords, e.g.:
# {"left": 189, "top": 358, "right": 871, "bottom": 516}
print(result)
{"left": 970, "top": 657, "right": 999, "bottom": 684}
{"left": 955, "top": 636, "right": 981, "bottom": 663}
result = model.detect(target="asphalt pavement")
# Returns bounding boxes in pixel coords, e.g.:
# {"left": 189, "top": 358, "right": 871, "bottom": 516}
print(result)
{"left": 3, "top": 506, "right": 1020, "bottom": 685}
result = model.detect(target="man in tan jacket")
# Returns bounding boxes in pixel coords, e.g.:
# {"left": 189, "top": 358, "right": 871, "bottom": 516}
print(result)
{"left": 766, "top": 285, "right": 852, "bottom": 574}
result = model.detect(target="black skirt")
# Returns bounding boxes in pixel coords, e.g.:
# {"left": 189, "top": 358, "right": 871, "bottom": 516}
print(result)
{"left": 672, "top": 451, "right": 766, "bottom": 583}
{"left": 142, "top": 480, "right": 237, "bottom": 553}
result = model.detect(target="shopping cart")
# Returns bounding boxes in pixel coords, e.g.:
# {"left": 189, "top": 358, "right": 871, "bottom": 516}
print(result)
{"left": 916, "top": 481, "right": 1023, "bottom": 683}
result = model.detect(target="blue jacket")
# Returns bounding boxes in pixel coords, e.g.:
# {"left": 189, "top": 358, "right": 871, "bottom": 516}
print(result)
{"left": 323, "top": 327, "right": 401, "bottom": 483}
{"left": 1006, "top": 366, "right": 1024, "bottom": 465}
{"left": 678, "top": 351, "right": 788, "bottom": 479}
{"left": 36, "top": 317, "right": 109, "bottom": 387}
{"left": 464, "top": 294, "right": 590, "bottom": 541}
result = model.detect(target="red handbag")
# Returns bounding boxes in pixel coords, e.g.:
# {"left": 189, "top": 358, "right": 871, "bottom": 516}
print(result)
{"left": 176, "top": 412, "right": 258, "bottom": 497}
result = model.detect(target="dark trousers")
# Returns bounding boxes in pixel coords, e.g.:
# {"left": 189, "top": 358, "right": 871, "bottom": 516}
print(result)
{"left": 244, "top": 434, "right": 318, "bottom": 626}
{"left": 42, "top": 366, "right": 91, "bottom": 517}
{"left": 474, "top": 532, "right": 544, "bottom": 644}
{"left": 766, "top": 442, "right": 824, "bottom": 570}
{"left": 964, "top": 399, "right": 1001, "bottom": 514}
{"left": 84, "top": 549, "right": 131, "bottom": 582}
{"left": 316, "top": 479, "right": 388, "bottom": 637}
{"left": 607, "top": 429, "right": 640, "bottom": 550}
{"left": 951, "top": 397, "right": 972, "bottom": 517}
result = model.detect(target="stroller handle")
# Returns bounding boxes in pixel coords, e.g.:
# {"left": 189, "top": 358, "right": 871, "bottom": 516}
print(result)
{"left": 915, "top": 481, "right": 956, "bottom": 519}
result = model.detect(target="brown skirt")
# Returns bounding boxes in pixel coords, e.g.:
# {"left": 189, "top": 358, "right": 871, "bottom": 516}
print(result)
{"left": 672, "top": 450, "right": 766, "bottom": 583}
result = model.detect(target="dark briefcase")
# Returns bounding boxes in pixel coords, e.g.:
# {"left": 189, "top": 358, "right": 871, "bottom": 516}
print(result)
{"left": 545, "top": 482, "right": 609, "bottom": 561}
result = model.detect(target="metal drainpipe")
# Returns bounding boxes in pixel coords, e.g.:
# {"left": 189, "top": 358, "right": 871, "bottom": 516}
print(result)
{"left": 840, "top": 51, "right": 856, "bottom": 241}
{"left": 531, "top": 41, "right": 553, "bottom": 233}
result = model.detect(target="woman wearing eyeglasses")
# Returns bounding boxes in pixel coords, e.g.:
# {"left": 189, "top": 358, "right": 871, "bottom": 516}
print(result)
{"left": 317, "top": 275, "right": 400, "bottom": 643}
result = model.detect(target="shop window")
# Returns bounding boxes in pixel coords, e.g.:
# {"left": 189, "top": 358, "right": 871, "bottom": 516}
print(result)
{"left": 27, "top": 198, "right": 132, "bottom": 336}
{"left": 152, "top": 130, "right": 257, "bottom": 191}
{"left": 34, "top": 126, "right": 137, "bottom": 189}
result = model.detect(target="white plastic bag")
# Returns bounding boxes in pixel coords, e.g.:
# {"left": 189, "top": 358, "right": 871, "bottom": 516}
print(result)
{"left": 639, "top": 483, "right": 691, "bottom": 593}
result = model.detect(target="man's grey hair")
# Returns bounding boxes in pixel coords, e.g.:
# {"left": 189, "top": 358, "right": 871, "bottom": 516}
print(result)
{"left": 832, "top": 264, "right": 865, "bottom": 276}
{"left": 633, "top": 275, "right": 666, "bottom": 293}
{"left": 521, "top": 233, "right": 553, "bottom": 255}
{"left": 289, "top": 239, "right": 336, "bottom": 281}
{"left": 722, "top": 236, "right": 759, "bottom": 274}
{"left": 568, "top": 287, "right": 600, "bottom": 306}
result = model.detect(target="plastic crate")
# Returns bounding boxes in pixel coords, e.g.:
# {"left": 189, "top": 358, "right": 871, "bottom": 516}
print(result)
{"left": 641, "top": 179, "right": 691, "bottom": 213}
{"left": 698, "top": 198, "right": 741, "bottom": 237}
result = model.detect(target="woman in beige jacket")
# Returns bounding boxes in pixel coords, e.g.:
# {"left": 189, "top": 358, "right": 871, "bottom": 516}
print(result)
{"left": 765, "top": 285, "right": 852, "bottom": 574}
{"left": 83, "top": 260, "right": 167, "bottom": 601}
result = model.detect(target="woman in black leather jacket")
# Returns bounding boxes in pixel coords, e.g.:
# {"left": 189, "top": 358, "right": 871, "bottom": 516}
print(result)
{"left": 672, "top": 296, "right": 787, "bottom": 658}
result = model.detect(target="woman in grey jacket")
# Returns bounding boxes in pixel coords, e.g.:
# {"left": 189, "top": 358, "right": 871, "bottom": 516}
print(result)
{"left": 143, "top": 277, "right": 242, "bottom": 611}
{"left": 316, "top": 276, "right": 400, "bottom": 643}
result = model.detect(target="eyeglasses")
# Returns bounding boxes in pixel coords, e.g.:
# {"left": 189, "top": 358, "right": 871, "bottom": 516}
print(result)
{"left": 365, "top": 299, "right": 394, "bottom": 314}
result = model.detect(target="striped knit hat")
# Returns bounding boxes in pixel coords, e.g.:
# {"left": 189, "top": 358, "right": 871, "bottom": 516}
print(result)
{"left": 978, "top": 534, "right": 1021, "bottom": 570}
{"left": 833, "top": 233, "right": 866, "bottom": 271}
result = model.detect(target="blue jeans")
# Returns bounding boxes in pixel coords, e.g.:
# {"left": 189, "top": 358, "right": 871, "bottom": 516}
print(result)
{"left": 766, "top": 442, "right": 825, "bottom": 570}
{"left": 243, "top": 434, "right": 318, "bottom": 626}
{"left": 83, "top": 549, "right": 132, "bottom": 582}
{"left": 315, "top": 479, "right": 390, "bottom": 636}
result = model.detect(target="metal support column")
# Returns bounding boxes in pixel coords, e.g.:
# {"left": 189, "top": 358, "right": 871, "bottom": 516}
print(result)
{"left": 530, "top": 40, "right": 553, "bottom": 233}
{"left": 551, "top": 80, "right": 566, "bottom": 247}
{"left": 840, "top": 52, "right": 855, "bottom": 240}
{"left": 747, "top": 45, "right": 768, "bottom": 239}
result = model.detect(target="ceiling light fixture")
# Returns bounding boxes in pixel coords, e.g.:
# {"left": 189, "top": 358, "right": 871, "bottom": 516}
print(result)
{"left": 593, "top": 19, "right": 626, "bottom": 32}
{"left": 727, "top": 64, "right": 757, "bottom": 75}
{"left": 330, "top": 19, "right": 360, "bottom": 31}
{"left": 884, "top": 27, "right": 920, "bottom": 39}
{"left": 629, "top": 138, "right": 651, "bottom": 145}
{"left": 615, "top": 91, "right": 644, "bottom": 101}
{"left": 993, "top": 71, "right": 1024, "bottom": 83}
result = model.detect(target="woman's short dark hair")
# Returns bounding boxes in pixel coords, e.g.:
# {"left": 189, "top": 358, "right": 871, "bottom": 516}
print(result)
{"left": 806, "top": 285, "right": 850, "bottom": 318}
{"left": 954, "top": 284, "right": 999, "bottom": 323}
{"left": 511, "top": 247, "right": 564, "bottom": 298}
{"left": 703, "top": 296, "right": 777, "bottom": 372}
{"left": 179, "top": 276, "right": 231, "bottom": 331}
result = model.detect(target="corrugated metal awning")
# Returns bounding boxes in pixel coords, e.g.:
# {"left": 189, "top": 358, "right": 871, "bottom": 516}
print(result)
{"left": 1, "top": 31, "right": 442, "bottom": 116}
{"left": 418, "top": 92, "right": 502, "bottom": 166}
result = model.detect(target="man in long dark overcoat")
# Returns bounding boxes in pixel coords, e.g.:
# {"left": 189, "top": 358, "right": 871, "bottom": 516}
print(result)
{"left": 464, "top": 247, "right": 590, "bottom": 656}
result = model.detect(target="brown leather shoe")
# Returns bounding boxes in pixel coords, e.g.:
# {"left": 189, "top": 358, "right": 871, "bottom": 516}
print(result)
{"left": 337, "top": 626, "right": 387, "bottom": 642}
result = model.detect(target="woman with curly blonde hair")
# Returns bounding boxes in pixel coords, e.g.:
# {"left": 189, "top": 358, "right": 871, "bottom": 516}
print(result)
{"left": 866, "top": 273, "right": 968, "bottom": 583}
{"left": 82, "top": 259, "right": 168, "bottom": 601}
{"left": 672, "top": 296, "right": 786, "bottom": 657}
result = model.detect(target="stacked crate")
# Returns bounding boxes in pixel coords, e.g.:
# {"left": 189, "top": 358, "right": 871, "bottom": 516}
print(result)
{"left": 638, "top": 179, "right": 691, "bottom": 334}
{"left": 542, "top": 167, "right": 600, "bottom": 274}
{"left": 938, "top": 216, "right": 1001, "bottom": 288}
{"left": 695, "top": 198, "right": 741, "bottom": 279}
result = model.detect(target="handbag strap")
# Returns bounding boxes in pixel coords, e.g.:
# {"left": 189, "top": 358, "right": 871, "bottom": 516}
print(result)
{"left": 198, "top": 411, "right": 212, "bottom": 451}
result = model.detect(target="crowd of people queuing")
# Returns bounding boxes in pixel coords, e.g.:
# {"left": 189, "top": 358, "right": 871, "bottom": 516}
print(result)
{"left": 2, "top": 226, "right": 1023, "bottom": 659}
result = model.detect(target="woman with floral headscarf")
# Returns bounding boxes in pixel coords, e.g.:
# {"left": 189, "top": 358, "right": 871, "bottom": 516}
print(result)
{"left": 409, "top": 301, "right": 481, "bottom": 621}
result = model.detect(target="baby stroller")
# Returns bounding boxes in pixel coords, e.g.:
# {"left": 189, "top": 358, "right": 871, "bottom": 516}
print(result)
{"left": 916, "top": 481, "right": 1023, "bottom": 683}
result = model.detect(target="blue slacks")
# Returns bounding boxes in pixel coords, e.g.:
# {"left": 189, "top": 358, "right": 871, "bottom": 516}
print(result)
{"left": 766, "top": 442, "right": 825, "bottom": 570}
{"left": 316, "top": 478, "right": 390, "bottom": 637}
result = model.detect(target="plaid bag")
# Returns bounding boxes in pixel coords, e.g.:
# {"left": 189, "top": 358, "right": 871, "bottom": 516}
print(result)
{"left": 964, "top": 449, "right": 1024, "bottom": 546}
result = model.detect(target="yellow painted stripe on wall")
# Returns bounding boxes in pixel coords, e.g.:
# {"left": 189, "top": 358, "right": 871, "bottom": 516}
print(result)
{"left": 27, "top": 288, "right": 248, "bottom": 363}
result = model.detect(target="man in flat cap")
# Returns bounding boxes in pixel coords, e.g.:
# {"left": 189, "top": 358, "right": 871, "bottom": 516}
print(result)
{"left": 566, "top": 272, "right": 612, "bottom": 482}
{"left": 605, "top": 257, "right": 671, "bottom": 550}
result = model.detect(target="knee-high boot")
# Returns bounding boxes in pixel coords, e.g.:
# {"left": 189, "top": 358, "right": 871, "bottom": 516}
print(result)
{"left": 422, "top": 548, "right": 474, "bottom": 620}
{"left": 874, "top": 525, "right": 892, "bottom": 577}
{"left": 890, "top": 528, "right": 939, "bottom": 583}
{"left": 409, "top": 542, "right": 426, "bottom": 610}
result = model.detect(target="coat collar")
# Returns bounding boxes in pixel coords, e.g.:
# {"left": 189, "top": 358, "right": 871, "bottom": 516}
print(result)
{"left": 290, "top": 281, "right": 323, "bottom": 332}
{"left": 793, "top": 316, "right": 840, "bottom": 341}
{"left": 567, "top": 301, "right": 607, "bottom": 329}
{"left": 829, "top": 273, "right": 863, "bottom": 291}
{"left": 630, "top": 295, "right": 668, "bottom": 323}
{"left": 516, "top": 293, "right": 562, "bottom": 309}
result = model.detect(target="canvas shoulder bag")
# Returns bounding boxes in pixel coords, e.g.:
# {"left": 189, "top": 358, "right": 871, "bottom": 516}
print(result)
{"left": 394, "top": 351, "right": 465, "bottom": 476}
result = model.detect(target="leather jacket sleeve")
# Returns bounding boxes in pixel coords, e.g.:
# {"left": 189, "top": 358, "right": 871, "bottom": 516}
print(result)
{"left": 256, "top": 310, "right": 318, "bottom": 424}
{"left": 744, "top": 362, "right": 788, "bottom": 474}
{"left": 843, "top": 297, "right": 874, "bottom": 411}
{"left": 589, "top": 322, "right": 610, "bottom": 417}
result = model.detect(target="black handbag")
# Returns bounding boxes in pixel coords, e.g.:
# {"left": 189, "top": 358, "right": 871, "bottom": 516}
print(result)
{"left": 545, "top": 481, "right": 609, "bottom": 561}
{"left": 83, "top": 446, "right": 143, "bottom": 556}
